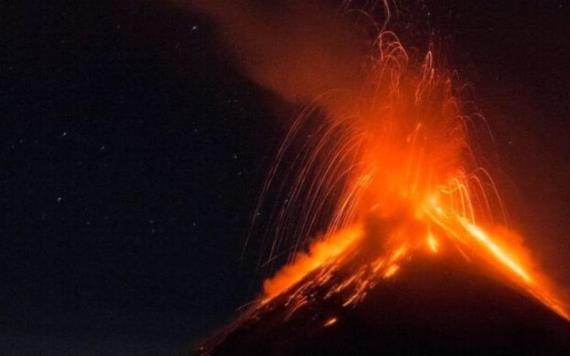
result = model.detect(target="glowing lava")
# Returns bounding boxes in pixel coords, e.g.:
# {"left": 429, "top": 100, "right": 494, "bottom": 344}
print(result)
{"left": 256, "top": 19, "right": 569, "bottom": 320}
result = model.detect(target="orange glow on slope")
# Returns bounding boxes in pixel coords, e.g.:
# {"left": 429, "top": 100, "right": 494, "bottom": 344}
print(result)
{"left": 254, "top": 4, "right": 569, "bottom": 322}
{"left": 263, "top": 226, "right": 362, "bottom": 300}
{"left": 427, "top": 233, "right": 439, "bottom": 253}
{"left": 323, "top": 317, "right": 338, "bottom": 327}
{"left": 460, "top": 219, "right": 532, "bottom": 283}
{"left": 426, "top": 232, "right": 439, "bottom": 253}
{"left": 383, "top": 264, "right": 400, "bottom": 279}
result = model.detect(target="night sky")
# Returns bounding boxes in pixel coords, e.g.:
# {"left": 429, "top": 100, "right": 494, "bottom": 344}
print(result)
{"left": 2, "top": 1, "right": 570, "bottom": 355}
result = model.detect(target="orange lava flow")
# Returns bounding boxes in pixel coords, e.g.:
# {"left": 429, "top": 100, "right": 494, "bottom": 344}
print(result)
{"left": 323, "top": 317, "right": 338, "bottom": 327}
{"left": 256, "top": 15, "right": 569, "bottom": 321}
{"left": 263, "top": 226, "right": 363, "bottom": 300}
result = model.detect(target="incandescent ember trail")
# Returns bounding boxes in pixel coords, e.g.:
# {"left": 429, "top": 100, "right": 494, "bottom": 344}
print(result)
{"left": 188, "top": 0, "right": 570, "bottom": 325}
{"left": 252, "top": 7, "right": 569, "bottom": 321}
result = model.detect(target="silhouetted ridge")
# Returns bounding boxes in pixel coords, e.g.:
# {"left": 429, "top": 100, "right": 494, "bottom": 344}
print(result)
{"left": 195, "top": 254, "right": 570, "bottom": 355}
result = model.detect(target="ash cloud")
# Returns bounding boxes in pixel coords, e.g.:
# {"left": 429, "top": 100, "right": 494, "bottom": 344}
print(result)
{"left": 185, "top": 0, "right": 370, "bottom": 116}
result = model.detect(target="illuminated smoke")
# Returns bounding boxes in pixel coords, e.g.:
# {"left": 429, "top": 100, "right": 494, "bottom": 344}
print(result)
{"left": 186, "top": 0, "right": 371, "bottom": 117}
{"left": 186, "top": 0, "right": 569, "bottom": 320}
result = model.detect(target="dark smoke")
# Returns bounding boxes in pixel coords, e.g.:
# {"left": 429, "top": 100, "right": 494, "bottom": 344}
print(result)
{"left": 185, "top": 0, "right": 372, "bottom": 116}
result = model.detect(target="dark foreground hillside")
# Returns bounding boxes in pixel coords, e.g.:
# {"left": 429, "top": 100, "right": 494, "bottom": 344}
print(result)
{"left": 196, "top": 254, "right": 570, "bottom": 356}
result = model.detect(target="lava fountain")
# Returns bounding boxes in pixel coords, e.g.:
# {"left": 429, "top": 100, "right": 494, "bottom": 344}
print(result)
{"left": 189, "top": 0, "right": 570, "bottom": 323}
{"left": 255, "top": 14, "right": 569, "bottom": 321}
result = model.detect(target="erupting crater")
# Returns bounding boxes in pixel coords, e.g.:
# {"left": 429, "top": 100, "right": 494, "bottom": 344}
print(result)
{"left": 192, "top": 1, "right": 570, "bottom": 354}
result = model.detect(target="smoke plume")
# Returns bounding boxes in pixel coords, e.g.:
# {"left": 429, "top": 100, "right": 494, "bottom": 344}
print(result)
{"left": 186, "top": 0, "right": 371, "bottom": 116}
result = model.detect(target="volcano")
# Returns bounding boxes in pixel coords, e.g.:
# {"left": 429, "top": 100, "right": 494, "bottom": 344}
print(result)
{"left": 195, "top": 251, "right": 570, "bottom": 355}
{"left": 190, "top": 2, "right": 570, "bottom": 354}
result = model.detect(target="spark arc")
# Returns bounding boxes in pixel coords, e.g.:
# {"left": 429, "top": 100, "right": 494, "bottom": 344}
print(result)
{"left": 254, "top": 14, "right": 569, "bottom": 321}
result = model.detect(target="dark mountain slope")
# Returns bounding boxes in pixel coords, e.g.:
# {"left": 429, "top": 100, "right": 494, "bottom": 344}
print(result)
{"left": 196, "top": 254, "right": 570, "bottom": 355}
